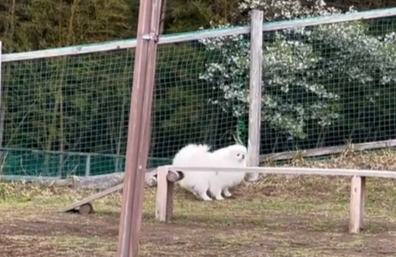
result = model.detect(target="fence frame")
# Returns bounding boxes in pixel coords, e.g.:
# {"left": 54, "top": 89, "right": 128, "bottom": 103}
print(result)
{"left": 2, "top": 8, "right": 396, "bottom": 168}
{"left": 2, "top": 7, "right": 396, "bottom": 63}
{"left": 0, "top": 7, "right": 396, "bottom": 174}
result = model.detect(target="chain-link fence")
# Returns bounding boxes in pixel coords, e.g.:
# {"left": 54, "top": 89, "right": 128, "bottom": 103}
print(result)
{"left": 1, "top": 8, "right": 396, "bottom": 178}
{"left": 260, "top": 16, "right": 396, "bottom": 156}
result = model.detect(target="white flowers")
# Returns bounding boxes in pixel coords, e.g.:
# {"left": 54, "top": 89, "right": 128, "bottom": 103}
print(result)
{"left": 199, "top": 0, "right": 396, "bottom": 141}
{"left": 238, "top": 0, "right": 340, "bottom": 21}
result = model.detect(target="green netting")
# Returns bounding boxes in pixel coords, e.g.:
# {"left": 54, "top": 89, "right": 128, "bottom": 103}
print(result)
{"left": 0, "top": 149, "right": 170, "bottom": 177}
{"left": 1, "top": 10, "right": 396, "bottom": 178}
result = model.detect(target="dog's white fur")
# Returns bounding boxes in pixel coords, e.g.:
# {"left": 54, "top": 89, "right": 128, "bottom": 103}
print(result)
{"left": 172, "top": 143, "right": 247, "bottom": 201}
{"left": 208, "top": 144, "right": 247, "bottom": 200}
{"left": 172, "top": 144, "right": 214, "bottom": 201}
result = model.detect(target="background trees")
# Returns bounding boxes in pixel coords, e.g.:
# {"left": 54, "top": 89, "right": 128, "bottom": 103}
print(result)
{"left": 2, "top": 0, "right": 392, "bottom": 52}
{"left": 1, "top": 0, "right": 394, "bottom": 176}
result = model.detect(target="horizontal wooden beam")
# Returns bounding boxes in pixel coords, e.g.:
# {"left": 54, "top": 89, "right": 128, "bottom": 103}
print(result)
{"left": 262, "top": 7, "right": 396, "bottom": 32}
{"left": 166, "top": 170, "right": 184, "bottom": 182}
{"left": 0, "top": 175, "right": 68, "bottom": 185}
{"left": 2, "top": 40, "right": 137, "bottom": 62}
{"left": 165, "top": 165, "right": 396, "bottom": 179}
{"left": 260, "top": 139, "right": 396, "bottom": 162}
{"left": 3, "top": 8, "right": 396, "bottom": 62}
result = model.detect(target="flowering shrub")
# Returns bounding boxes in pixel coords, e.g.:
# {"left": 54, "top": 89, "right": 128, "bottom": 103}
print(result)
{"left": 199, "top": 0, "right": 396, "bottom": 145}
{"left": 239, "top": 0, "right": 340, "bottom": 20}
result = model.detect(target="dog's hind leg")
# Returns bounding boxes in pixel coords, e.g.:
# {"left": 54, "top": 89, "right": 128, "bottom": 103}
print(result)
{"left": 198, "top": 191, "right": 212, "bottom": 201}
{"left": 209, "top": 182, "right": 224, "bottom": 200}
{"left": 222, "top": 187, "right": 232, "bottom": 198}
{"left": 193, "top": 184, "right": 212, "bottom": 201}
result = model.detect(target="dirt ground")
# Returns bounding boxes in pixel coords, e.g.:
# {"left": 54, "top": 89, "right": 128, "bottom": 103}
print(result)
{"left": 2, "top": 150, "right": 396, "bottom": 256}
{"left": 2, "top": 210, "right": 396, "bottom": 257}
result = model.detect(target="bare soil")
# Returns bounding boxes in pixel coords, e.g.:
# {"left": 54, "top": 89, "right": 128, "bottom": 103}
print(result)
{"left": 2, "top": 202, "right": 396, "bottom": 257}
{"left": 2, "top": 150, "right": 396, "bottom": 256}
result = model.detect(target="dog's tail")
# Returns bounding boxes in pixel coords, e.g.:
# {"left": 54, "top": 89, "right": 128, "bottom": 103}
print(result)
{"left": 172, "top": 144, "right": 211, "bottom": 166}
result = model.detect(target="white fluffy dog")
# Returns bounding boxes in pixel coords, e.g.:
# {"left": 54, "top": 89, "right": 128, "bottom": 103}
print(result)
{"left": 172, "top": 143, "right": 247, "bottom": 201}
{"left": 172, "top": 144, "right": 214, "bottom": 201}
{"left": 208, "top": 144, "right": 247, "bottom": 200}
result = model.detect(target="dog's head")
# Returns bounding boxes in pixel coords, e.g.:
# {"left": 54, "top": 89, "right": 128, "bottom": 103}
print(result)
{"left": 226, "top": 144, "right": 248, "bottom": 163}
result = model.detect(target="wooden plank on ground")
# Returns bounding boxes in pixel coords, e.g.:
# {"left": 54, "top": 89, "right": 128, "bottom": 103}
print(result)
{"left": 68, "top": 168, "right": 158, "bottom": 190}
{"left": 60, "top": 169, "right": 158, "bottom": 213}
{"left": 60, "top": 183, "right": 124, "bottom": 213}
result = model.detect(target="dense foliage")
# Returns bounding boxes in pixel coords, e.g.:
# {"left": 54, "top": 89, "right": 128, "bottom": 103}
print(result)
{"left": 1, "top": 0, "right": 392, "bottom": 52}
{"left": 201, "top": 1, "right": 396, "bottom": 152}
{"left": 1, "top": 0, "right": 395, "bottom": 176}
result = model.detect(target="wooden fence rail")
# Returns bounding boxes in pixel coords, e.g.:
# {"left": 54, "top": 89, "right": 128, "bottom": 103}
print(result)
{"left": 155, "top": 165, "right": 396, "bottom": 234}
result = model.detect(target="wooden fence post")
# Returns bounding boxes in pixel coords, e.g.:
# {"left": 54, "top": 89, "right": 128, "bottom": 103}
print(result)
{"left": 0, "top": 41, "right": 5, "bottom": 165}
{"left": 155, "top": 166, "right": 174, "bottom": 222}
{"left": 85, "top": 155, "right": 91, "bottom": 177}
{"left": 246, "top": 10, "right": 263, "bottom": 182}
{"left": 349, "top": 175, "right": 366, "bottom": 233}
{"left": 116, "top": 0, "right": 163, "bottom": 256}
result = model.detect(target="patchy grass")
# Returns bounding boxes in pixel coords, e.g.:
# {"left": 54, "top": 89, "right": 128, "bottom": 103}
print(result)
{"left": 2, "top": 149, "right": 396, "bottom": 256}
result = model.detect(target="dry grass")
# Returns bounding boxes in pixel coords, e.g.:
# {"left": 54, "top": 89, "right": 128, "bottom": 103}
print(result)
{"left": 1, "top": 149, "right": 396, "bottom": 256}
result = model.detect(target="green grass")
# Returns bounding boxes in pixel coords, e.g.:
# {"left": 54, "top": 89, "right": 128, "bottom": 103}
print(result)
{"left": 1, "top": 178, "right": 396, "bottom": 257}
{"left": 2, "top": 150, "right": 396, "bottom": 256}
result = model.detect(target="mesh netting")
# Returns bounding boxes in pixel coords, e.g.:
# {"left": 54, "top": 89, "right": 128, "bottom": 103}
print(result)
{"left": 1, "top": 11, "right": 396, "bottom": 177}
{"left": 259, "top": 16, "right": 396, "bottom": 154}
{"left": 2, "top": 49, "right": 134, "bottom": 177}
{"left": 1, "top": 36, "right": 249, "bottom": 177}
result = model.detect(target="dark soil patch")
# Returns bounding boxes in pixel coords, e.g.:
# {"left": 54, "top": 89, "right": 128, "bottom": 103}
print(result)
{"left": 1, "top": 209, "right": 396, "bottom": 257}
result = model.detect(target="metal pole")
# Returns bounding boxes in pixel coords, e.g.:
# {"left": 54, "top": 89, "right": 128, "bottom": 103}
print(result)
{"left": 116, "top": 0, "right": 163, "bottom": 256}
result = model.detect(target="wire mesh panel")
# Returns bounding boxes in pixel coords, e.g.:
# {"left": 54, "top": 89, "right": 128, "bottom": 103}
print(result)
{"left": 259, "top": 16, "right": 396, "bottom": 154}
{"left": 151, "top": 34, "right": 251, "bottom": 159}
{"left": 0, "top": 31, "right": 251, "bottom": 177}
{"left": 179, "top": 14, "right": 396, "bottom": 157}
{"left": 1, "top": 49, "right": 134, "bottom": 177}
{"left": 2, "top": 9, "right": 396, "bottom": 178}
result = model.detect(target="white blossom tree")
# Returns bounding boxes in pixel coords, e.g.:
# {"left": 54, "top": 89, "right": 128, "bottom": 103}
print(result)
{"left": 199, "top": 0, "right": 396, "bottom": 148}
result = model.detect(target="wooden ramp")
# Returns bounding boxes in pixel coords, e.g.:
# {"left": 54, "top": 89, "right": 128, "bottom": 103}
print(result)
{"left": 60, "top": 183, "right": 124, "bottom": 214}
{"left": 60, "top": 169, "right": 158, "bottom": 214}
